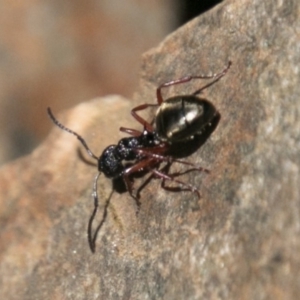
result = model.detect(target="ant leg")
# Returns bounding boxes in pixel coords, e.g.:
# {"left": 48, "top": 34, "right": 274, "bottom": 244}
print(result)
{"left": 122, "top": 157, "right": 159, "bottom": 211}
{"left": 129, "top": 62, "right": 231, "bottom": 126}
{"left": 119, "top": 127, "right": 142, "bottom": 137}
{"left": 162, "top": 165, "right": 209, "bottom": 178}
{"left": 192, "top": 61, "right": 232, "bottom": 96}
{"left": 122, "top": 175, "right": 141, "bottom": 213}
{"left": 156, "top": 61, "right": 232, "bottom": 104}
{"left": 158, "top": 163, "right": 205, "bottom": 195}
{"left": 131, "top": 103, "right": 158, "bottom": 131}
{"left": 122, "top": 174, "right": 134, "bottom": 198}
{"left": 135, "top": 173, "right": 155, "bottom": 201}
{"left": 151, "top": 168, "right": 200, "bottom": 198}
{"left": 136, "top": 148, "right": 210, "bottom": 173}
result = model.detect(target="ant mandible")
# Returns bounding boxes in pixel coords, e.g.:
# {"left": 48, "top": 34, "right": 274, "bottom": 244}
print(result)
{"left": 47, "top": 61, "right": 231, "bottom": 253}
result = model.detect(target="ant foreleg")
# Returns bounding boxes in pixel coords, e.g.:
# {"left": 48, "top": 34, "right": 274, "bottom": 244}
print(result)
{"left": 122, "top": 157, "right": 160, "bottom": 211}
{"left": 122, "top": 172, "right": 141, "bottom": 212}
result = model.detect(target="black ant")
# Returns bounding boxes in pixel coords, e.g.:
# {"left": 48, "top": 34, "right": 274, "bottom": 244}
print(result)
{"left": 47, "top": 61, "right": 231, "bottom": 253}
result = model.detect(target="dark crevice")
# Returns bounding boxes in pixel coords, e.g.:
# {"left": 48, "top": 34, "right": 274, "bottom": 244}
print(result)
{"left": 176, "top": 0, "right": 224, "bottom": 25}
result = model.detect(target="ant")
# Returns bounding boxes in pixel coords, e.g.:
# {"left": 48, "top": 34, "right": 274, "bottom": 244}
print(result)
{"left": 47, "top": 61, "right": 231, "bottom": 253}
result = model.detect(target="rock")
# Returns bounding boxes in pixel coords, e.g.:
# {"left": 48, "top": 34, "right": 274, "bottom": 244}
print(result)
{"left": 0, "top": 0, "right": 300, "bottom": 299}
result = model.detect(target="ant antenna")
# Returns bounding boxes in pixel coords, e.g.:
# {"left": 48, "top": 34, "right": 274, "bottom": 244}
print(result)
{"left": 88, "top": 172, "right": 101, "bottom": 253}
{"left": 88, "top": 172, "right": 113, "bottom": 253}
{"left": 47, "top": 107, "right": 98, "bottom": 161}
{"left": 48, "top": 107, "right": 106, "bottom": 253}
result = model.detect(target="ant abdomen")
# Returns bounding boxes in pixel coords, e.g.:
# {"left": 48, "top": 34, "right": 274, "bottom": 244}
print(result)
{"left": 155, "top": 96, "right": 219, "bottom": 143}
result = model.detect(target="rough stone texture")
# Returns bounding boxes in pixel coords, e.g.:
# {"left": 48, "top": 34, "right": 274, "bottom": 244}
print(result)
{"left": 1, "top": 0, "right": 300, "bottom": 299}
